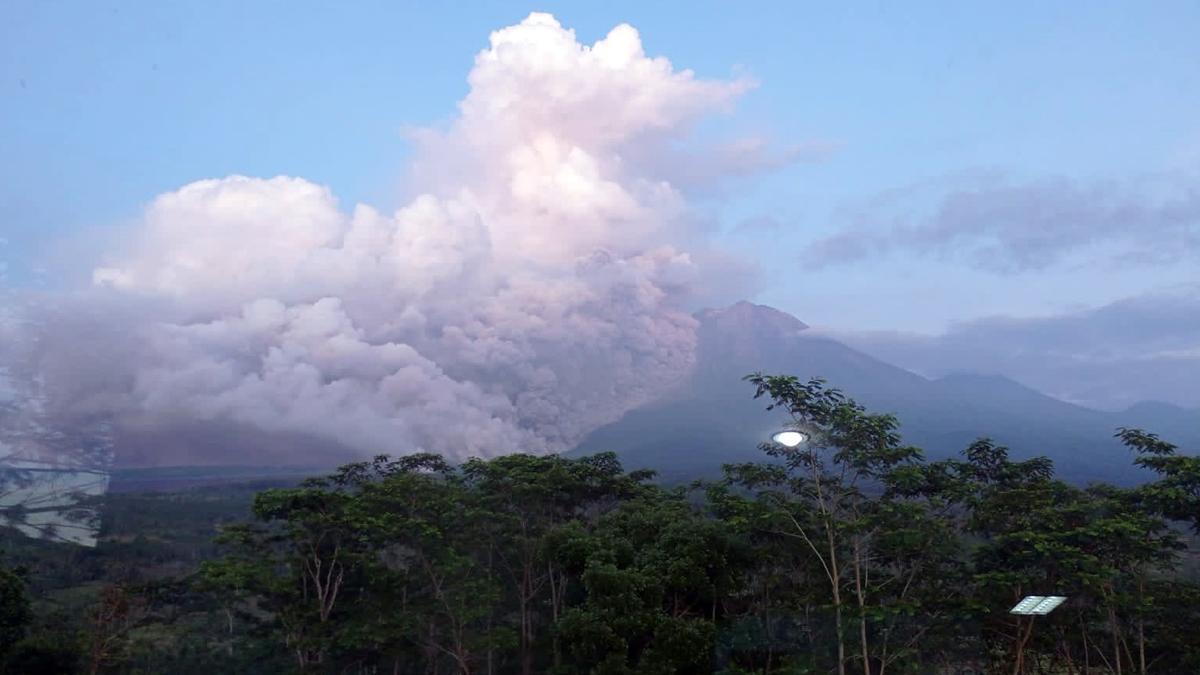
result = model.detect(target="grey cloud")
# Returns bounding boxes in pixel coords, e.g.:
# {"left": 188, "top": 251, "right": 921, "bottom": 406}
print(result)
{"left": 805, "top": 173, "right": 1200, "bottom": 272}
{"left": 824, "top": 286, "right": 1200, "bottom": 410}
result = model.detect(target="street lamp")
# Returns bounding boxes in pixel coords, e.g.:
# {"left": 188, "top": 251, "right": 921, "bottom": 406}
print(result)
{"left": 1009, "top": 595, "right": 1067, "bottom": 616}
{"left": 771, "top": 430, "right": 807, "bottom": 447}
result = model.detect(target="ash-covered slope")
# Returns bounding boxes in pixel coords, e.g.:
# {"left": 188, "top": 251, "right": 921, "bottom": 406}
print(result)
{"left": 571, "top": 302, "right": 1198, "bottom": 484}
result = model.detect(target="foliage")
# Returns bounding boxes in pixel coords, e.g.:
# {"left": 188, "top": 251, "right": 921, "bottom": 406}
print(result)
{"left": 3, "top": 374, "right": 1199, "bottom": 673}
{"left": 0, "top": 564, "right": 31, "bottom": 662}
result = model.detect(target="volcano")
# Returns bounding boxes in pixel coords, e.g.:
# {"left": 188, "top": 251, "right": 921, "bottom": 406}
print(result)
{"left": 570, "top": 302, "right": 1198, "bottom": 484}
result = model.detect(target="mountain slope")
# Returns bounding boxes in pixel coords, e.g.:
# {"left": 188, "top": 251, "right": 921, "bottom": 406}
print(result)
{"left": 572, "top": 302, "right": 1198, "bottom": 484}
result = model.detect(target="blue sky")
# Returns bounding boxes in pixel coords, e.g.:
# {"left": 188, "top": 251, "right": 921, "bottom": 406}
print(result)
{"left": 3, "top": 1, "right": 1198, "bottom": 337}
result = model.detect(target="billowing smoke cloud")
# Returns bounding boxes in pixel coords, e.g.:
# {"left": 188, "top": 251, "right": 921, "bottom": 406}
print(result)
{"left": 5, "top": 13, "right": 764, "bottom": 464}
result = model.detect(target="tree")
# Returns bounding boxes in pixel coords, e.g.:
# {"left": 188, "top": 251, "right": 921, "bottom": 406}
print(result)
{"left": 201, "top": 459, "right": 379, "bottom": 670}
{"left": 550, "top": 491, "right": 743, "bottom": 674}
{"left": 85, "top": 584, "right": 145, "bottom": 675}
{"left": 461, "top": 452, "right": 653, "bottom": 675}
{"left": 1117, "top": 427, "right": 1200, "bottom": 531}
{"left": 188, "top": 391, "right": 1200, "bottom": 674}
{"left": 0, "top": 564, "right": 31, "bottom": 661}
{"left": 727, "top": 374, "right": 947, "bottom": 675}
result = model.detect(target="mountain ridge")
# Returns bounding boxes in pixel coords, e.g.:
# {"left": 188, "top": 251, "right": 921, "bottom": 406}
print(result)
{"left": 571, "top": 302, "right": 1197, "bottom": 484}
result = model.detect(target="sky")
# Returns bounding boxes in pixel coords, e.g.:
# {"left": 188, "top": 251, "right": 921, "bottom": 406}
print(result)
{"left": 1, "top": 1, "right": 1197, "bottom": 459}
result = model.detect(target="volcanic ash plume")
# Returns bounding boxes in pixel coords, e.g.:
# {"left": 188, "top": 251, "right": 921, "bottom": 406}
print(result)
{"left": 14, "top": 13, "right": 760, "bottom": 462}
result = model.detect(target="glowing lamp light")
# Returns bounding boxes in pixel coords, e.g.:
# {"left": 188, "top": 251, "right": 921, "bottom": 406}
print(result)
{"left": 771, "top": 430, "right": 806, "bottom": 448}
{"left": 1009, "top": 595, "right": 1067, "bottom": 616}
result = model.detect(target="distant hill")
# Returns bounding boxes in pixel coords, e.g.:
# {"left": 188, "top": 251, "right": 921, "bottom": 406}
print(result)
{"left": 571, "top": 302, "right": 1199, "bottom": 484}
{"left": 109, "top": 465, "right": 320, "bottom": 492}
{"left": 111, "top": 418, "right": 361, "bottom": 470}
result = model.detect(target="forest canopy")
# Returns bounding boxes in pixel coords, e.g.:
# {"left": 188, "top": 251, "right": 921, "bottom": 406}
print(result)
{"left": 1, "top": 374, "right": 1198, "bottom": 674}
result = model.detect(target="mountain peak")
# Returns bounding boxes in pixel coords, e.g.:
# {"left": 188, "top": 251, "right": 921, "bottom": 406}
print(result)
{"left": 688, "top": 301, "right": 819, "bottom": 379}
{"left": 935, "top": 372, "right": 1033, "bottom": 390}
{"left": 697, "top": 301, "right": 808, "bottom": 335}
{"left": 1123, "top": 400, "right": 1189, "bottom": 415}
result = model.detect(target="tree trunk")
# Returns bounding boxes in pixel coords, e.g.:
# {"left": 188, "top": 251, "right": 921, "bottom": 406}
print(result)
{"left": 225, "top": 606, "right": 235, "bottom": 656}
{"left": 852, "top": 538, "right": 871, "bottom": 675}
{"left": 486, "top": 546, "right": 494, "bottom": 675}
{"left": 549, "top": 564, "right": 563, "bottom": 669}
{"left": 1059, "top": 626, "right": 1077, "bottom": 675}
{"left": 1080, "top": 610, "right": 1091, "bottom": 674}
{"left": 1012, "top": 616, "right": 1035, "bottom": 675}
{"left": 1137, "top": 576, "right": 1146, "bottom": 675}
{"left": 520, "top": 592, "right": 532, "bottom": 675}
{"left": 828, "top": 523, "right": 846, "bottom": 675}
{"left": 518, "top": 558, "right": 535, "bottom": 675}
{"left": 1108, "top": 601, "right": 1123, "bottom": 675}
